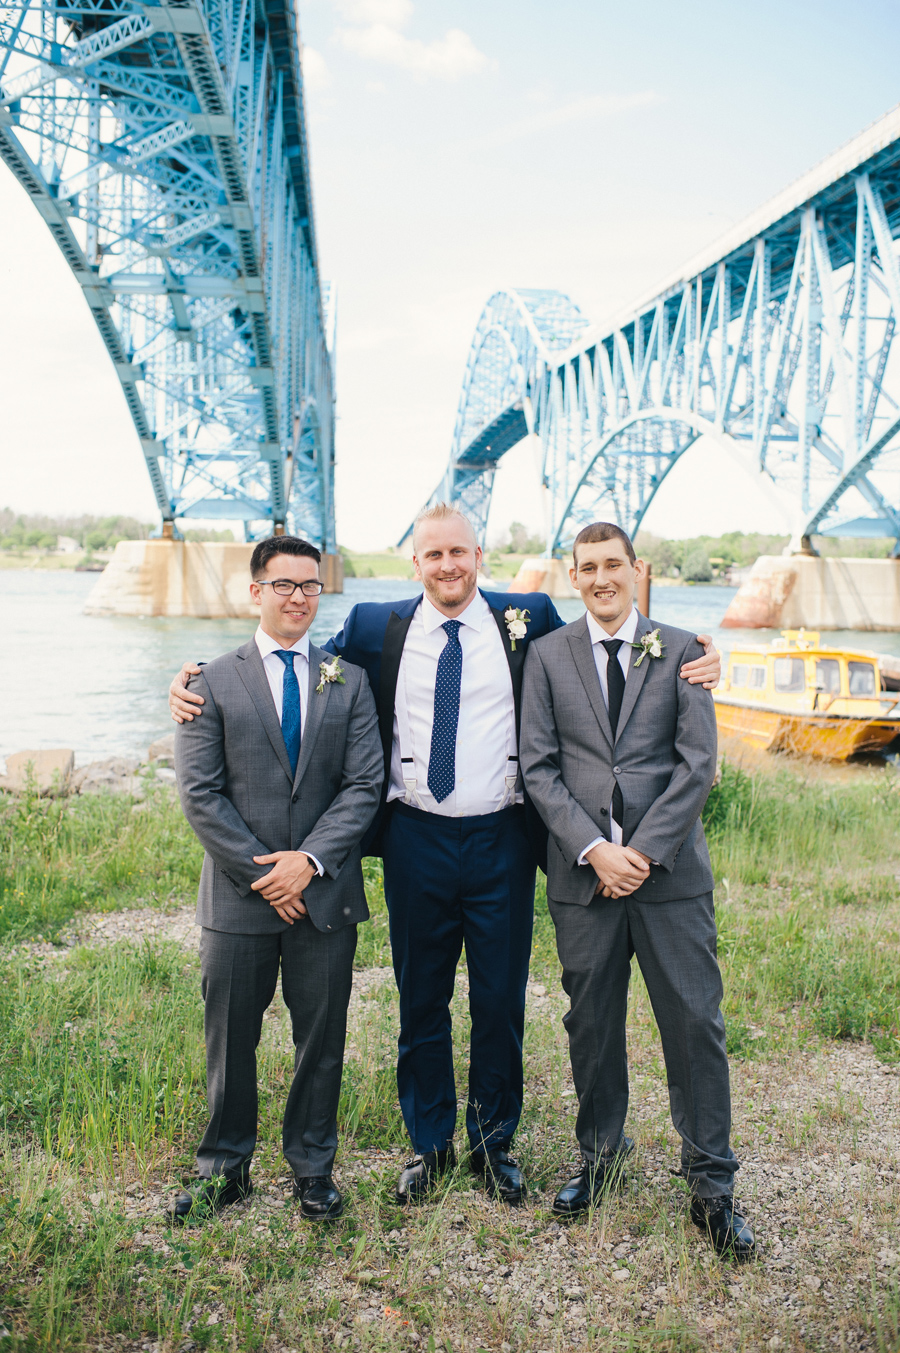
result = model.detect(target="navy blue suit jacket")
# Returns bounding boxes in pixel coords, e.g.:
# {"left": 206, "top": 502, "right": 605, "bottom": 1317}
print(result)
{"left": 324, "top": 588, "right": 565, "bottom": 861}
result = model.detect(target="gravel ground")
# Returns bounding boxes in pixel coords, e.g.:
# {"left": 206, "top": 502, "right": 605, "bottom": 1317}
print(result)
{"left": 4, "top": 904, "right": 899, "bottom": 1351}
{"left": 101, "top": 1036, "right": 898, "bottom": 1352}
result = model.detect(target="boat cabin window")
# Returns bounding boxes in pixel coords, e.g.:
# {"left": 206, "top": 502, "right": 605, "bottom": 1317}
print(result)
{"left": 748, "top": 665, "right": 766, "bottom": 689}
{"left": 773, "top": 657, "right": 805, "bottom": 693}
{"left": 815, "top": 658, "right": 841, "bottom": 694}
{"left": 848, "top": 661, "right": 876, "bottom": 696}
{"left": 730, "top": 664, "right": 748, "bottom": 687}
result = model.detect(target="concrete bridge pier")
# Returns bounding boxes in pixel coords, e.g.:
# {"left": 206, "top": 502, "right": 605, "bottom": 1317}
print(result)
{"left": 722, "top": 556, "right": 900, "bottom": 630}
{"left": 84, "top": 540, "right": 343, "bottom": 618}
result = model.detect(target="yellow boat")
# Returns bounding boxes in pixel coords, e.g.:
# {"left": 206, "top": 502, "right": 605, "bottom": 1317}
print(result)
{"left": 713, "top": 630, "right": 900, "bottom": 761}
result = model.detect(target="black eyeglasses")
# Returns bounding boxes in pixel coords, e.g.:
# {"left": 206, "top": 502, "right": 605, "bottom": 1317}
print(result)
{"left": 258, "top": 578, "right": 325, "bottom": 597}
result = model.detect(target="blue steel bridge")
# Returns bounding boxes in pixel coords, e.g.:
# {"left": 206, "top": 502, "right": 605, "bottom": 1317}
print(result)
{"left": 0, "top": 0, "right": 334, "bottom": 547}
{"left": 417, "top": 105, "right": 900, "bottom": 557}
{"left": 3, "top": 3, "right": 900, "bottom": 563}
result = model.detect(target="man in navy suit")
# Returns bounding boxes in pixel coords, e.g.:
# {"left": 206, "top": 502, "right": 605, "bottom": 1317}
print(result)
{"left": 169, "top": 505, "right": 720, "bottom": 1207}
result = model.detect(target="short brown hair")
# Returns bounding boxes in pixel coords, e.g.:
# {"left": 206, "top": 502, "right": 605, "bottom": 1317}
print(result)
{"left": 572, "top": 521, "right": 636, "bottom": 568}
{"left": 250, "top": 535, "right": 321, "bottom": 579}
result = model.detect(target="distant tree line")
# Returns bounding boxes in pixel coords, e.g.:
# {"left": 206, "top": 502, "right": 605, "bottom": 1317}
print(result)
{"left": 634, "top": 529, "right": 895, "bottom": 581}
{"left": 0, "top": 509, "right": 151, "bottom": 553}
{"left": 0, "top": 508, "right": 234, "bottom": 553}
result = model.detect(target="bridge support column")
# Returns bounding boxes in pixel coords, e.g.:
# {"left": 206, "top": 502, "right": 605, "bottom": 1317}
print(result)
{"left": 511, "top": 557, "right": 576, "bottom": 599}
{"left": 84, "top": 539, "right": 343, "bottom": 618}
{"left": 722, "top": 555, "right": 900, "bottom": 630}
{"left": 321, "top": 553, "right": 345, "bottom": 594}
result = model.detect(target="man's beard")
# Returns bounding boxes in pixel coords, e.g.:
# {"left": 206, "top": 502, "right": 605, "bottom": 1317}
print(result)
{"left": 425, "top": 574, "right": 477, "bottom": 607}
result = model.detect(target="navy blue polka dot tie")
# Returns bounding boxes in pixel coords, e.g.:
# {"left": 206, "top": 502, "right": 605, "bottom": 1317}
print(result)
{"left": 427, "top": 619, "right": 463, "bottom": 804}
{"left": 273, "top": 649, "right": 302, "bottom": 777}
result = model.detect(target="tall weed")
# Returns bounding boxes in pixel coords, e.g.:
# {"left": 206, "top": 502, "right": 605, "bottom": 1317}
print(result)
{"left": 0, "top": 784, "right": 202, "bottom": 940}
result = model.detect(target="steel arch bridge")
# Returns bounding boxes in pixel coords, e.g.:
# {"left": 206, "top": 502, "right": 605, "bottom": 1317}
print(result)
{"left": 0, "top": 0, "right": 335, "bottom": 546}
{"left": 419, "top": 105, "right": 900, "bottom": 558}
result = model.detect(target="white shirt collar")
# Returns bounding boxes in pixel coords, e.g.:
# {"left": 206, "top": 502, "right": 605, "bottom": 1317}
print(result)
{"left": 420, "top": 588, "right": 487, "bottom": 636}
{"left": 586, "top": 605, "right": 640, "bottom": 648}
{"left": 254, "top": 625, "right": 311, "bottom": 661}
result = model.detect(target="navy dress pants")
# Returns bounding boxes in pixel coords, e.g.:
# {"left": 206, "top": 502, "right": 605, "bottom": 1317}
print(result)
{"left": 382, "top": 801, "right": 536, "bottom": 1156}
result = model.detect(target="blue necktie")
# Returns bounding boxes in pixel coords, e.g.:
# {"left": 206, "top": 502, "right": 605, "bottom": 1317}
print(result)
{"left": 427, "top": 619, "right": 463, "bottom": 804}
{"left": 273, "top": 649, "right": 302, "bottom": 776}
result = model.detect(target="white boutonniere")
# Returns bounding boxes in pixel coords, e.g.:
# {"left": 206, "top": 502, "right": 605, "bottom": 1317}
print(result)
{"left": 504, "top": 605, "right": 531, "bottom": 651}
{"left": 631, "top": 628, "right": 665, "bottom": 667}
{"left": 316, "top": 656, "right": 345, "bottom": 694}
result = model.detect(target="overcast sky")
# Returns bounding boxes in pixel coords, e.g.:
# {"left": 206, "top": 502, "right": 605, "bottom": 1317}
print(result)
{"left": 2, "top": 0, "right": 900, "bottom": 547}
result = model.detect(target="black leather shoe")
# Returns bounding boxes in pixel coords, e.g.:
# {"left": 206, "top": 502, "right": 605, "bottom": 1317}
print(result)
{"left": 470, "top": 1149, "right": 526, "bottom": 1206}
{"left": 171, "top": 1175, "right": 251, "bottom": 1225}
{"left": 551, "top": 1139, "right": 635, "bottom": 1217}
{"left": 293, "top": 1174, "right": 344, "bottom": 1219}
{"left": 691, "top": 1194, "right": 756, "bottom": 1262}
{"left": 395, "top": 1146, "right": 456, "bottom": 1205}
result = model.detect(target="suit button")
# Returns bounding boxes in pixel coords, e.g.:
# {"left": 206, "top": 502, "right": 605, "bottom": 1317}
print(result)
{"left": 613, "top": 765, "right": 622, "bottom": 774}
{"left": 291, "top": 793, "right": 298, "bottom": 803}
{"left": 600, "top": 808, "right": 608, "bottom": 816}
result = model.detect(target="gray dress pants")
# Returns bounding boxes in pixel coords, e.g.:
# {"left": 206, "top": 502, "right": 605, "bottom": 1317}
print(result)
{"left": 197, "top": 921, "right": 356, "bottom": 1181}
{"left": 549, "top": 890, "right": 738, "bottom": 1197}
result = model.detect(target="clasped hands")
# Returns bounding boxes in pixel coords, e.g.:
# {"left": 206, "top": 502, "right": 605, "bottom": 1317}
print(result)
{"left": 585, "top": 841, "right": 651, "bottom": 899}
{"left": 250, "top": 850, "right": 315, "bottom": 924}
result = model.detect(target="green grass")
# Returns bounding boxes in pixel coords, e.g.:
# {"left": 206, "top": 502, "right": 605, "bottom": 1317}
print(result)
{"left": 0, "top": 781, "right": 203, "bottom": 942}
{"left": 703, "top": 757, "right": 900, "bottom": 886}
{"left": 341, "top": 551, "right": 415, "bottom": 580}
{"left": 0, "top": 941, "right": 205, "bottom": 1168}
{"left": 1, "top": 764, "right": 900, "bottom": 1348}
{"left": 703, "top": 761, "right": 900, "bottom": 1063}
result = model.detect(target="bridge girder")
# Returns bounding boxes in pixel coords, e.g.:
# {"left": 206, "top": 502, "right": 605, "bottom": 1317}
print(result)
{"left": 0, "top": 0, "right": 335, "bottom": 546}
{"left": 419, "top": 106, "right": 900, "bottom": 557}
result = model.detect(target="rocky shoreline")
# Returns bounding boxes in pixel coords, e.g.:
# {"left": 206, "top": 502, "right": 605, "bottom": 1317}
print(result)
{"left": 0, "top": 733, "right": 178, "bottom": 799}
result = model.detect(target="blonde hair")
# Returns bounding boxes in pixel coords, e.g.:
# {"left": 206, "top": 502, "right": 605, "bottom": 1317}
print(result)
{"left": 412, "top": 502, "right": 477, "bottom": 551}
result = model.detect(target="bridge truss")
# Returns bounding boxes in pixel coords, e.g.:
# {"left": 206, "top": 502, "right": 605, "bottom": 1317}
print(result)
{"left": 0, "top": 0, "right": 335, "bottom": 545}
{"left": 422, "top": 105, "right": 900, "bottom": 556}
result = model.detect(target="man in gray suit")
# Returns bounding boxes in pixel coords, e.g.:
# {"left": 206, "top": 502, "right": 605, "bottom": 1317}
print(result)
{"left": 173, "top": 536, "right": 383, "bottom": 1223}
{"left": 520, "top": 522, "right": 755, "bottom": 1261}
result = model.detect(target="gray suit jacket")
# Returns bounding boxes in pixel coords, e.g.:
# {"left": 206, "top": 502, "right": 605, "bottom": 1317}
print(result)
{"left": 520, "top": 613, "right": 717, "bottom": 905}
{"left": 175, "top": 638, "right": 383, "bottom": 935}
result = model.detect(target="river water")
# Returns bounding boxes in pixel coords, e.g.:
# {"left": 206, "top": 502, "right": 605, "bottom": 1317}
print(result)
{"left": 3, "top": 569, "right": 900, "bottom": 766}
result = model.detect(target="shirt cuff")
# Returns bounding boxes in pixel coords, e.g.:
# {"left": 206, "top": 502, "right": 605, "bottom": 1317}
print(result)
{"left": 305, "top": 853, "right": 325, "bottom": 877}
{"left": 578, "top": 835, "right": 607, "bottom": 867}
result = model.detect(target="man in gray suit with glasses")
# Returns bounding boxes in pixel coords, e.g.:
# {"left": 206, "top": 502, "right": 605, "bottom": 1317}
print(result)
{"left": 520, "top": 521, "right": 755, "bottom": 1262}
{"left": 173, "top": 536, "right": 383, "bottom": 1224}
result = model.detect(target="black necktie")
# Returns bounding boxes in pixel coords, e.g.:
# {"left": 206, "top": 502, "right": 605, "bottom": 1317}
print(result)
{"left": 602, "top": 638, "right": 625, "bottom": 826}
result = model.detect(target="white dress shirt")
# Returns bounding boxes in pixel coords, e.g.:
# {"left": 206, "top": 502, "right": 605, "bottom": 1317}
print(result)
{"left": 388, "top": 591, "right": 521, "bottom": 817}
{"left": 578, "top": 606, "right": 639, "bottom": 860}
{"left": 253, "top": 626, "right": 322, "bottom": 876}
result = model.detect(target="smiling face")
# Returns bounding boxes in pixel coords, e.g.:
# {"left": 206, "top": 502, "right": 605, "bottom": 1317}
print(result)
{"left": 570, "top": 537, "right": 645, "bottom": 634}
{"left": 250, "top": 552, "right": 321, "bottom": 647}
{"left": 412, "top": 514, "right": 482, "bottom": 616}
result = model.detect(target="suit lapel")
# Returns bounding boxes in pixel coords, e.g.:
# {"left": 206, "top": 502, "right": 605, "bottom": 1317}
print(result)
{"left": 379, "top": 607, "right": 416, "bottom": 767}
{"left": 616, "top": 613, "right": 654, "bottom": 739}
{"left": 567, "top": 615, "right": 614, "bottom": 749}
{"left": 293, "top": 643, "right": 329, "bottom": 788}
{"left": 488, "top": 597, "right": 526, "bottom": 730}
{"left": 235, "top": 640, "right": 293, "bottom": 784}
